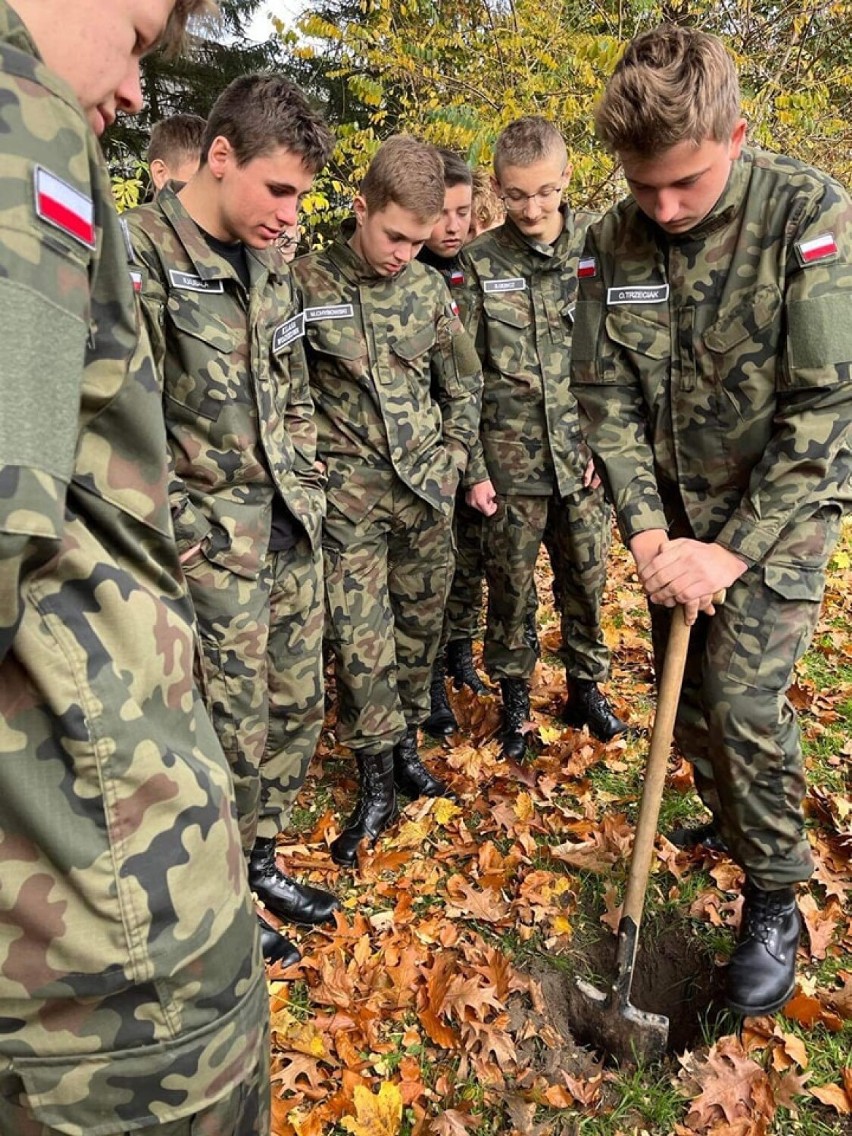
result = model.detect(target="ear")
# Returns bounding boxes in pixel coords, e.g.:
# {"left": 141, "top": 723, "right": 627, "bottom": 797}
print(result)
{"left": 149, "top": 158, "right": 168, "bottom": 191}
{"left": 352, "top": 194, "right": 368, "bottom": 226}
{"left": 563, "top": 163, "right": 573, "bottom": 182}
{"left": 489, "top": 174, "right": 501, "bottom": 198}
{"left": 729, "top": 118, "right": 748, "bottom": 159}
{"left": 206, "top": 135, "right": 233, "bottom": 179}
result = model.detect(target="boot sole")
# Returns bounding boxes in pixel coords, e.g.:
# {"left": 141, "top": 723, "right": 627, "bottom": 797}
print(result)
{"left": 725, "top": 978, "right": 797, "bottom": 1017}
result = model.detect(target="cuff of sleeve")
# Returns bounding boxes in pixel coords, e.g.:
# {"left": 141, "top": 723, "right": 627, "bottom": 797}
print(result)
{"left": 714, "top": 514, "right": 773, "bottom": 566}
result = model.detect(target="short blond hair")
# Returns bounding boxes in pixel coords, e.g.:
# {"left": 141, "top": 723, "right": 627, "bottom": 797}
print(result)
{"left": 360, "top": 136, "right": 444, "bottom": 221}
{"left": 493, "top": 116, "right": 567, "bottom": 178}
{"left": 595, "top": 25, "right": 741, "bottom": 157}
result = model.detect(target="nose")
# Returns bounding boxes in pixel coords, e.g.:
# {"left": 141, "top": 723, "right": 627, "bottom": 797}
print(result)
{"left": 395, "top": 244, "right": 415, "bottom": 265}
{"left": 521, "top": 196, "right": 540, "bottom": 220}
{"left": 654, "top": 189, "right": 680, "bottom": 225}
{"left": 275, "top": 200, "right": 298, "bottom": 228}
{"left": 116, "top": 60, "right": 144, "bottom": 116}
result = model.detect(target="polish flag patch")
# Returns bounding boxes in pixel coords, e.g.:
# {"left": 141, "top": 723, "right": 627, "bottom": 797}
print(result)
{"left": 578, "top": 256, "right": 597, "bottom": 278}
{"left": 450, "top": 269, "right": 465, "bottom": 286}
{"left": 448, "top": 299, "right": 460, "bottom": 317}
{"left": 795, "top": 232, "right": 838, "bottom": 266}
{"left": 129, "top": 269, "right": 143, "bottom": 292}
{"left": 34, "top": 166, "right": 96, "bottom": 248}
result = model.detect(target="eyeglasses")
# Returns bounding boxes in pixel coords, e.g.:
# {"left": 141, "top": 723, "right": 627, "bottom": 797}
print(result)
{"left": 499, "top": 184, "right": 564, "bottom": 211}
{"left": 276, "top": 231, "right": 299, "bottom": 249}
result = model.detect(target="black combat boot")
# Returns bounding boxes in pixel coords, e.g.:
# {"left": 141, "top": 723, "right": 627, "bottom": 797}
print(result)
{"left": 424, "top": 657, "right": 457, "bottom": 736}
{"left": 446, "top": 637, "right": 488, "bottom": 695}
{"left": 248, "top": 838, "right": 340, "bottom": 926}
{"left": 561, "top": 676, "right": 629, "bottom": 742}
{"left": 668, "top": 818, "right": 729, "bottom": 854}
{"left": 726, "top": 882, "right": 801, "bottom": 1016}
{"left": 257, "top": 913, "right": 301, "bottom": 968}
{"left": 393, "top": 725, "right": 453, "bottom": 800}
{"left": 500, "top": 677, "right": 530, "bottom": 761}
{"left": 330, "top": 751, "right": 398, "bottom": 868}
{"left": 523, "top": 611, "right": 540, "bottom": 658}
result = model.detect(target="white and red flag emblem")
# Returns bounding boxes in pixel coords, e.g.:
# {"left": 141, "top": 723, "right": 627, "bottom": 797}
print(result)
{"left": 795, "top": 232, "right": 838, "bottom": 265}
{"left": 34, "top": 166, "right": 96, "bottom": 248}
{"left": 578, "top": 256, "right": 597, "bottom": 278}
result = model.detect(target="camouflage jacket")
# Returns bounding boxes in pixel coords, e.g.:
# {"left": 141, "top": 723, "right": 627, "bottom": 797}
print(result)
{"left": 127, "top": 187, "right": 324, "bottom": 579}
{"left": 291, "top": 221, "right": 483, "bottom": 520}
{"left": 571, "top": 148, "right": 852, "bottom": 567}
{"left": 0, "top": 6, "right": 264, "bottom": 1130}
{"left": 460, "top": 207, "right": 596, "bottom": 495}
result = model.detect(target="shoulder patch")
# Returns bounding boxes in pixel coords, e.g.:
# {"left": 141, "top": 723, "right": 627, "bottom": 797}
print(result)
{"left": 483, "top": 277, "right": 526, "bottom": 294}
{"left": 34, "top": 166, "right": 95, "bottom": 248}
{"left": 129, "top": 269, "right": 143, "bottom": 293}
{"left": 304, "top": 304, "right": 354, "bottom": 322}
{"left": 795, "top": 233, "right": 839, "bottom": 267}
{"left": 449, "top": 269, "right": 465, "bottom": 287}
{"left": 607, "top": 284, "right": 670, "bottom": 306}
{"left": 577, "top": 257, "right": 597, "bottom": 279}
{"left": 448, "top": 299, "right": 460, "bottom": 318}
{"left": 168, "top": 269, "right": 225, "bottom": 293}
{"left": 272, "top": 313, "right": 306, "bottom": 353}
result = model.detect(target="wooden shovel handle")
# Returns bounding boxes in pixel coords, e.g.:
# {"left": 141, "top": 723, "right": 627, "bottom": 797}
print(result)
{"left": 621, "top": 591, "right": 725, "bottom": 928}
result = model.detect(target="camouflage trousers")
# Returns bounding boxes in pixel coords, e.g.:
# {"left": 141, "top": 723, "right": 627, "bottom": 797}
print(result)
{"left": 0, "top": 993, "right": 270, "bottom": 1135}
{"left": 183, "top": 536, "right": 324, "bottom": 850}
{"left": 481, "top": 485, "right": 612, "bottom": 681}
{"left": 442, "top": 487, "right": 485, "bottom": 647}
{"left": 650, "top": 506, "right": 841, "bottom": 890}
{"left": 323, "top": 482, "right": 455, "bottom": 754}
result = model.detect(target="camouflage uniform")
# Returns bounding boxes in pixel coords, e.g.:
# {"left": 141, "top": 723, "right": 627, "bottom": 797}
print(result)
{"left": 126, "top": 189, "right": 326, "bottom": 849}
{"left": 417, "top": 246, "right": 484, "bottom": 644}
{"left": 572, "top": 148, "right": 852, "bottom": 889}
{"left": 461, "top": 209, "right": 613, "bottom": 681}
{"left": 291, "top": 223, "right": 482, "bottom": 753}
{"left": 0, "top": 7, "right": 267, "bottom": 1134}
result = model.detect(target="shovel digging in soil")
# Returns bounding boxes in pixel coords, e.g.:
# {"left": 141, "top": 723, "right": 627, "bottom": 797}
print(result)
{"left": 573, "top": 595, "right": 723, "bottom": 1064}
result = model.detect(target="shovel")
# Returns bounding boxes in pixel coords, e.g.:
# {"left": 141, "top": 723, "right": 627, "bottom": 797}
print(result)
{"left": 575, "top": 595, "right": 722, "bottom": 1064}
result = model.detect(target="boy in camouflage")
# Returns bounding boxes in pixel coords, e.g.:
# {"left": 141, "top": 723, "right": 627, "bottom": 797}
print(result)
{"left": 147, "top": 111, "right": 205, "bottom": 195}
{"left": 572, "top": 25, "right": 852, "bottom": 1016}
{"left": 0, "top": 2, "right": 269, "bottom": 1133}
{"left": 417, "top": 150, "right": 490, "bottom": 737}
{"left": 462, "top": 117, "right": 629, "bottom": 758}
{"left": 292, "top": 137, "right": 483, "bottom": 867}
{"left": 127, "top": 74, "right": 340, "bottom": 964}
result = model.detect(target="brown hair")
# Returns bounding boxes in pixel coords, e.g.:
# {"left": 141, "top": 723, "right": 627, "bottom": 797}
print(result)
{"left": 201, "top": 74, "right": 334, "bottom": 172}
{"left": 436, "top": 148, "right": 473, "bottom": 190}
{"left": 360, "top": 136, "right": 445, "bottom": 220}
{"left": 147, "top": 114, "right": 206, "bottom": 167}
{"left": 493, "top": 116, "right": 567, "bottom": 177}
{"left": 595, "top": 25, "right": 741, "bottom": 156}
{"left": 160, "top": 0, "right": 217, "bottom": 59}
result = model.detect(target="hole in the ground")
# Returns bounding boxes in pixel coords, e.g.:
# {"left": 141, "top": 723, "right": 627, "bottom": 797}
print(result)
{"left": 537, "top": 920, "right": 726, "bottom": 1060}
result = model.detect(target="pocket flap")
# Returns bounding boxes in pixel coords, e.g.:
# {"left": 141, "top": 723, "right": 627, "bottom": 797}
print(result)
{"left": 307, "top": 323, "right": 366, "bottom": 360}
{"left": 167, "top": 295, "right": 233, "bottom": 352}
{"left": 704, "top": 283, "right": 781, "bottom": 354}
{"left": 605, "top": 307, "right": 669, "bottom": 358}
{"left": 483, "top": 294, "right": 532, "bottom": 329}
{"left": 763, "top": 563, "right": 825, "bottom": 602}
{"left": 390, "top": 321, "right": 437, "bottom": 361}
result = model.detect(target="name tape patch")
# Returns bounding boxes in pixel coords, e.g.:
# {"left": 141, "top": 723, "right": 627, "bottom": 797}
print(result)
{"left": 483, "top": 277, "right": 526, "bottom": 294}
{"left": 577, "top": 257, "right": 597, "bottom": 279}
{"left": 607, "top": 284, "right": 670, "bottom": 306}
{"left": 795, "top": 232, "right": 839, "bottom": 267}
{"left": 273, "top": 313, "right": 306, "bottom": 353}
{"left": 304, "top": 304, "right": 354, "bottom": 322}
{"left": 168, "top": 270, "right": 225, "bottom": 293}
{"left": 34, "top": 166, "right": 95, "bottom": 248}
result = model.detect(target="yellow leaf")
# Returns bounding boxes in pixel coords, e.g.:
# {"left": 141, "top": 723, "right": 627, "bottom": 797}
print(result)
{"left": 340, "top": 1081, "right": 403, "bottom": 1135}
{"left": 514, "top": 792, "right": 534, "bottom": 821}
{"left": 539, "top": 724, "right": 563, "bottom": 745}
{"left": 551, "top": 914, "right": 573, "bottom": 937}
{"left": 392, "top": 819, "right": 431, "bottom": 849}
{"left": 433, "top": 797, "right": 461, "bottom": 826}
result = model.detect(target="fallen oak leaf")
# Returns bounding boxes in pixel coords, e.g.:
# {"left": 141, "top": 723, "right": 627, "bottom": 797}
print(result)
{"left": 783, "top": 989, "right": 844, "bottom": 1032}
{"left": 809, "top": 1082, "right": 851, "bottom": 1114}
{"left": 679, "top": 1036, "right": 771, "bottom": 1129}
{"left": 443, "top": 874, "right": 510, "bottom": 923}
{"left": 430, "top": 1108, "right": 481, "bottom": 1135}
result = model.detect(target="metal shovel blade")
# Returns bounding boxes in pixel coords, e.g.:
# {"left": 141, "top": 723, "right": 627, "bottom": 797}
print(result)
{"left": 574, "top": 975, "right": 669, "bottom": 1066}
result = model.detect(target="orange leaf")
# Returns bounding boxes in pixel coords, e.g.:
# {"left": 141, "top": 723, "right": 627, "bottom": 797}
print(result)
{"left": 340, "top": 1081, "right": 403, "bottom": 1136}
{"left": 809, "top": 1082, "right": 852, "bottom": 1114}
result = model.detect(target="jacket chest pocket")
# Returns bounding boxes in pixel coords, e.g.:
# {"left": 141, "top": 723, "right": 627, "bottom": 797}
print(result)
{"left": 699, "top": 283, "right": 781, "bottom": 421}
{"left": 604, "top": 307, "right": 670, "bottom": 389}
{"left": 483, "top": 293, "right": 532, "bottom": 376}
{"left": 306, "top": 321, "right": 368, "bottom": 381}
{"left": 387, "top": 321, "right": 436, "bottom": 388}
{"left": 166, "top": 294, "right": 241, "bottom": 421}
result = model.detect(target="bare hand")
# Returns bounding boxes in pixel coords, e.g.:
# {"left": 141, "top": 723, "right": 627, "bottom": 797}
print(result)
{"left": 582, "top": 456, "right": 601, "bottom": 490}
{"left": 466, "top": 479, "right": 498, "bottom": 517}
{"left": 639, "top": 539, "right": 747, "bottom": 621}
